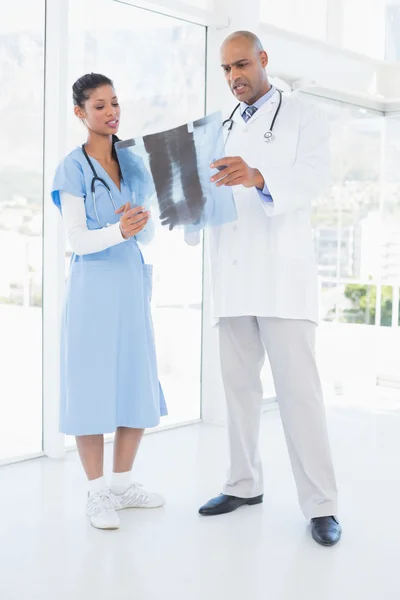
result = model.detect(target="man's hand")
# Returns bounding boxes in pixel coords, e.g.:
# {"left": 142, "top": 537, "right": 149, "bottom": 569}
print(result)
{"left": 210, "top": 157, "right": 264, "bottom": 189}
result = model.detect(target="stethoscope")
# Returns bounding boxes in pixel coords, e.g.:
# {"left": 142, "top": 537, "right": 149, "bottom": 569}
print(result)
{"left": 81, "top": 144, "right": 118, "bottom": 228}
{"left": 222, "top": 88, "right": 283, "bottom": 144}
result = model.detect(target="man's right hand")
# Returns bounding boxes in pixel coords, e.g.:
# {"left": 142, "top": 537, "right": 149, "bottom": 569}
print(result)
{"left": 116, "top": 203, "right": 150, "bottom": 239}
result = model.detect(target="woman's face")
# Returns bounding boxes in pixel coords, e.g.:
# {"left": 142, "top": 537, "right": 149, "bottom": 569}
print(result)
{"left": 75, "top": 84, "right": 121, "bottom": 136}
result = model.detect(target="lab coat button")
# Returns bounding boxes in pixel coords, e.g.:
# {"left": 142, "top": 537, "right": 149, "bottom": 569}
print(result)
{"left": 233, "top": 260, "right": 238, "bottom": 266}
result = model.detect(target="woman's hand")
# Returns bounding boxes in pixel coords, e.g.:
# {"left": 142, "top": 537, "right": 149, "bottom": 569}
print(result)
{"left": 116, "top": 203, "right": 150, "bottom": 239}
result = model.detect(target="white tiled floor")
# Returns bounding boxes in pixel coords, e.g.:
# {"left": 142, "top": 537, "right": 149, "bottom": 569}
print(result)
{"left": 1, "top": 389, "right": 400, "bottom": 600}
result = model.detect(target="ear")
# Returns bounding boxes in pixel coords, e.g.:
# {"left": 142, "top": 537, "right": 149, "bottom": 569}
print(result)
{"left": 74, "top": 105, "right": 85, "bottom": 120}
{"left": 260, "top": 51, "right": 268, "bottom": 69}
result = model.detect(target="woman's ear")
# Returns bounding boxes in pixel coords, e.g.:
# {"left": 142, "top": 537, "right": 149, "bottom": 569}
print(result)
{"left": 74, "top": 105, "right": 85, "bottom": 120}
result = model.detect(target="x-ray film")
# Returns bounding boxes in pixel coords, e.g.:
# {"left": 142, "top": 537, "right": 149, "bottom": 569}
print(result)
{"left": 115, "top": 112, "right": 237, "bottom": 232}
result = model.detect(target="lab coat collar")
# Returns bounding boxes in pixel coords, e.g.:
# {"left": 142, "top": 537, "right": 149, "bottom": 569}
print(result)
{"left": 231, "top": 89, "right": 280, "bottom": 127}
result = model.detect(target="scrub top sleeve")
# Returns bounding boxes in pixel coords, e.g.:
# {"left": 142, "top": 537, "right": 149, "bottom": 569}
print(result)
{"left": 51, "top": 155, "right": 86, "bottom": 211}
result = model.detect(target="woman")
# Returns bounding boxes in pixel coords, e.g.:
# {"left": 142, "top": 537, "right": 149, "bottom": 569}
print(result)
{"left": 51, "top": 73, "right": 167, "bottom": 530}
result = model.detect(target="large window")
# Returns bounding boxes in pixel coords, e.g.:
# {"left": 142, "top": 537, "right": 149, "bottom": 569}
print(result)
{"left": 0, "top": 1, "right": 45, "bottom": 460}
{"left": 376, "top": 113, "right": 400, "bottom": 387}
{"left": 66, "top": 0, "right": 206, "bottom": 431}
{"left": 260, "top": 96, "right": 385, "bottom": 402}
{"left": 2, "top": 0, "right": 397, "bottom": 463}
{"left": 303, "top": 94, "right": 384, "bottom": 396}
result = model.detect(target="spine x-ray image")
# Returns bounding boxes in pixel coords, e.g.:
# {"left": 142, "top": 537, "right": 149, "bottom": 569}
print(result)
{"left": 115, "top": 112, "right": 237, "bottom": 232}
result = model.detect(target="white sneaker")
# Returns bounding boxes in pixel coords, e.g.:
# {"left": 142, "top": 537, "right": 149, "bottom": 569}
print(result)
{"left": 113, "top": 482, "right": 165, "bottom": 510}
{"left": 87, "top": 490, "right": 121, "bottom": 530}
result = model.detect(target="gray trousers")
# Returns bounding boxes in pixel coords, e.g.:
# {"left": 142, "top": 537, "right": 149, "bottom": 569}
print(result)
{"left": 219, "top": 317, "right": 338, "bottom": 519}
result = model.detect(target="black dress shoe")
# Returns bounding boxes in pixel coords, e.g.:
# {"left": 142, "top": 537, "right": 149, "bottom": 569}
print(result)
{"left": 199, "top": 494, "right": 263, "bottom": 516}
{"left": 311, "top": 516, "right": 342, "bottom": 546}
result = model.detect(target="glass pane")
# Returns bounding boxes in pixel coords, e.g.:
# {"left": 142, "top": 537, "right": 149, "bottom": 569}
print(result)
{"left": 377, "top": 114, "right": 400, "bottom": 390}
{"left": 301, "top": 94, "right": 383, "bottom": 397}
{"left": 0, "top": 1, "right": 44, "bottom": 459}
{"left": 380, "top": 286, "right": 394, "bottom": 327}
{"left": 309, "top": 97, "right": 382, "bottom": 285}
{"left": 66, "top": 1, "right": 205, "bottom": 435}
{"left": 320, "top": 280, "right": 380, "bottom": 328}
{"left": 320, "top": 281, "right": 339, "bottom": 323}
{"left": 383, "top": 115, "right": 400, "bottom": 284}
{"left": 386, "top": 5, "right": 400, "bottom": 60}
{"left": 339, "top": 283, "right": 377, "bottom": 325}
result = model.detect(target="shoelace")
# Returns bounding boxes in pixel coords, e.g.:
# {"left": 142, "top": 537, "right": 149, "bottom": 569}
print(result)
{"left": 119, "top": 482, "right": 150, "bottom": 507}
{"left": 88, "top": 491, "right": 120, "bottom": 515}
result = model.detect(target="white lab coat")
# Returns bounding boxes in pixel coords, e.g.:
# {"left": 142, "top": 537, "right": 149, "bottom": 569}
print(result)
{"left": 207, "top": 89, "right": 330, "bottom": 325}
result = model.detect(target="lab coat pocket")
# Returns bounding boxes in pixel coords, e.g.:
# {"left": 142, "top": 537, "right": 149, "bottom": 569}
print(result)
{"left": 142, "top": 264, "right": 153, "bottom": 303}
{"left": 272, "top": 213, "right": 314, "bottom": 260}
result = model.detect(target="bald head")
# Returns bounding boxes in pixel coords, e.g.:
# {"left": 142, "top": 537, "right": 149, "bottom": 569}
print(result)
{"left": 221, "top": 30, "right": 264, "bottom": 54}
{"left": 220, "top": 30, "right": 269, "bottom": 105}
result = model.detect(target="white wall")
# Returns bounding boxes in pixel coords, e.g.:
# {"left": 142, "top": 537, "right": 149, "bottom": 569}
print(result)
{"left": 261, "top": 0, "right": 386, "bottom": 60}
{"left": 261, "top": 0, "right": 328, "bottom": 41}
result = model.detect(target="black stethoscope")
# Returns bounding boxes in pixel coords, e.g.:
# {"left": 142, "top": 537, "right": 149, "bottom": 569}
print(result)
{"left": 81, "top": 144, "right": 118, "bottom": 227}
{"left": 222, "top": 89, "right": 283, "bottom": 144}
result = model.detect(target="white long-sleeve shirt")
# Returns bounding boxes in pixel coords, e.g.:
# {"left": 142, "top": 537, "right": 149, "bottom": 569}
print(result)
{"left": 60, "top": 191, "right": 154, "bottom": 255}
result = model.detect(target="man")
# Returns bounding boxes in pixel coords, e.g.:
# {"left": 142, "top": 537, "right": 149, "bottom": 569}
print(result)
{"left": 198, "top": 31, "right": 342, "bottom": 547}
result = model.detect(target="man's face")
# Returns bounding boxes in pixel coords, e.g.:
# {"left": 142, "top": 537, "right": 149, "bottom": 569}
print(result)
{"left": 220, "top": 38, "right": 268, "bottom": 105}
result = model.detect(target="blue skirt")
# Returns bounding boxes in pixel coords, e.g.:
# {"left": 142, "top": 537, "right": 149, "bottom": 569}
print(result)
{"left": 59, "top": 239, "right": 167, "bottom": 435}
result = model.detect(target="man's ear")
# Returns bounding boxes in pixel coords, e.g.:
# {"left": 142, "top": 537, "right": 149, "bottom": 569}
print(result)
{"left": 260, "top": 51, "right": 269, "bottom": 69}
